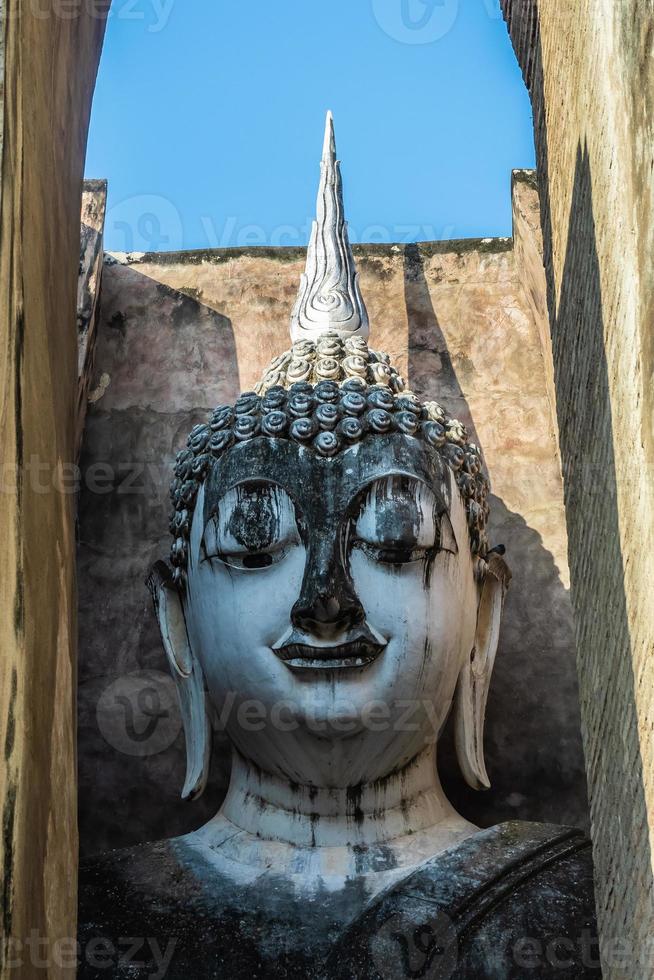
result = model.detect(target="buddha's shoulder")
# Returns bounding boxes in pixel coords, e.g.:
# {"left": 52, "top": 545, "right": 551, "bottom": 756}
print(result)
{"left": 327, "top": 821, "right": 599, "bottom": 979}
{"left": 79, "top": 833, "right": 245, "bottom": 920}
{"left": 80, "top": 836, "right": 194, "bottom": 894}
{"left": 78, "top": 836, "right": 273, "bottom": 978}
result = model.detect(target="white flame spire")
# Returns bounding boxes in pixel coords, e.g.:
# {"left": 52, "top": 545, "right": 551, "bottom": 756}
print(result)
{"left": 289, "top": 111, "right": 369, "bottom": 343}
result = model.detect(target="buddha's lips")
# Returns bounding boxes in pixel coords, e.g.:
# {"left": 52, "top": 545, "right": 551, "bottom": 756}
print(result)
{"left": 274, "top": 637, "right": 386, "bottom": 671}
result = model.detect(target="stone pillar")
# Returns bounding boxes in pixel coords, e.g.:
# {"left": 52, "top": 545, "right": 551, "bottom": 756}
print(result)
{"left": 0, "top": 4, "right": 106, "bottom": 977}
{"left": 502, "top": 1, "right": 654, "bottom": 975}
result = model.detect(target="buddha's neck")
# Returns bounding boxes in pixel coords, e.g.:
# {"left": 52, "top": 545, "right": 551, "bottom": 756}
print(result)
{"left": 203, "top": 746, "right": 474, "bottom": 859}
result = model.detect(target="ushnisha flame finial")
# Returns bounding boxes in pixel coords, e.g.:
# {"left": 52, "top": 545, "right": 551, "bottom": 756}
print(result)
{"left": 168, "top": 112, "right": 494, "bottom": 585}
{"left": 290, "top": 111, "right": 370, "bottom": 344}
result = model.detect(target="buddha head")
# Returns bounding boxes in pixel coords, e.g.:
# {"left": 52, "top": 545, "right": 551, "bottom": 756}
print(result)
{"left": 150, "top": 113, "right": 510, "bottom": 805}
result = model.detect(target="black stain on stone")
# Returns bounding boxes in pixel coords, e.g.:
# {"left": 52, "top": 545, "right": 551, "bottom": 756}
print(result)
{"left": 109, "top": 310, "right": 127, "bottom": 335}
{"left": 355, "top": 256, "right": 394, "bottom": 281}
{"left": 12, "top": 576, "right": 24, "bottom": 642}
{"left": 224, "top": 485, "right": 281, "bottom": 554}
{"left": 453, "top": 352, "right": 476, "bottom": 388}
{"left": 418, "top": 637, "right": 432, "bottom": 686}
{"left": 2, "top": 781, "right": 17, "bottom": 940}
{"left": 12, "top": 309, "right": 25, "bottom": 640}
{"left": 170, "top": 292, "right": 207, "bottom": 329}
{"left": 4, "top": 670, "right": 17, "bottom": 763}
{"left": 346, "top": 785, "right": 364, "bottom": 826}
{"left": 13, "top": 309, "right": 24, "bottom": 476}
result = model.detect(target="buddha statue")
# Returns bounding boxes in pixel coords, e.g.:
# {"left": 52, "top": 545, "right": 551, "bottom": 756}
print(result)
{"left": 79, "top": 113, "right": 599, "bottom": 979}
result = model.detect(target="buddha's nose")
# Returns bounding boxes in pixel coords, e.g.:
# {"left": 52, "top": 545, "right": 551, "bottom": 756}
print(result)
{"left": 291, "top": 529, "right": 366, "bottom": 641}
{"left": 292, "top": 590, "right": 365, "bottom": 637}
{"left": 291, "top": 533, "right": 366, "bottom": 640}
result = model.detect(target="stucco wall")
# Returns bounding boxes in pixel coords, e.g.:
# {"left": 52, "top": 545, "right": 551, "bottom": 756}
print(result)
{"left": 76, "top": 180, "right": 107, "bottom": 458}
{"left": 502, "top": 2, "right": 654, "bottom": 975}
{"left": 77, "top": 173, "right": 590, "bottom": 856}
{"left": 0, "top": 5, "right": 106, "bottom": 978}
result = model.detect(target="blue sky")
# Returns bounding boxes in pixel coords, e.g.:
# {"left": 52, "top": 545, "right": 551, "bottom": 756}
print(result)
{"left": 85, "top": 0, "right": 535, "bottom": 252}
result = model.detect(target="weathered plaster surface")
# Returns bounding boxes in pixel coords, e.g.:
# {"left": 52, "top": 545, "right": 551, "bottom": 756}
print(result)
{"left": 78, "top": 175, "right": 589, "bottom": 855}
{"left": 76, "top": 180, "right": 107, "bottom": 458}
{"left": 0, "top": 6, "right": 106, "bottom": 978}
{"left": 503, "top": 2, "right": 654, "bottom": 974}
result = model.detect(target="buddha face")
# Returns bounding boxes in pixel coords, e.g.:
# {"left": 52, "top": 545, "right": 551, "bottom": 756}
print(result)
{"left": 173, "top": 433, "right": 485, "bottom": 788}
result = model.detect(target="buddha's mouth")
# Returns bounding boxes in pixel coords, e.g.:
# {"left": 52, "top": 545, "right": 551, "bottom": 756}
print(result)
{"left": 273, "top": 629, "right": 386, "bottom": 671}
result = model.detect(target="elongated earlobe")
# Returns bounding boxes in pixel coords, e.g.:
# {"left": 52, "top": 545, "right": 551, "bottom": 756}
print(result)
{"left": 148, "top": 561, "right": 211, "bottom": 801}
{"left": 455, "top": 552, "right": 511, "bottom": 791}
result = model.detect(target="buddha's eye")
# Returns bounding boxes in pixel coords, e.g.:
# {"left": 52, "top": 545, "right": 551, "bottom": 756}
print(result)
{"left": 201, "top": 483, "right": 301, "bottom": 571}
{"left": 351, "top": 476, "right": 457, "bottom": 566}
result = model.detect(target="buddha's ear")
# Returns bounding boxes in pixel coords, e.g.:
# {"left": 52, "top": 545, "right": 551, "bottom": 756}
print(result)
{"left": 454, "top": 551, "right": 511, "bottom": 791}
{"left": 147, "top": 561, "right": 211, "bottom": 801}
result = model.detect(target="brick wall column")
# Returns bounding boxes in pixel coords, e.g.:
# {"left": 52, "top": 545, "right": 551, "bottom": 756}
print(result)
{"left": 502, "top": 2, "right": 654, "bottom": 975}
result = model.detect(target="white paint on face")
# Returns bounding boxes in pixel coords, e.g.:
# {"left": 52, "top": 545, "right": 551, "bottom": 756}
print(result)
{"left": 346, "top": 474, "right": 477, "bottom": 779}
{"left": 184, "top": 468, "right": 478, "bottom": 789}
{"left": 202, "top": 484, "right": 301, "bottom": 571}
{"left": 354, "top": 476, "right": 457, "bottom": 561}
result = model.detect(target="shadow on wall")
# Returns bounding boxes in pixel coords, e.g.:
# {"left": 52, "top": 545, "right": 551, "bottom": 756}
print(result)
{"left": 77, "top": 265, "right": 238, "bottom": 856}
{"left": 403, "top": 243, "right": 589, "bottom": 830}
{"left": 550, "top": 143, "right": 654, "bottom": 922}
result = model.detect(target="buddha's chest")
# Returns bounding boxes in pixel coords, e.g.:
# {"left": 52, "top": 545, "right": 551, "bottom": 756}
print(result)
{"left": 78, "top": 823, "right": 599, "bottom": 980}
{"left": 78, "top": 842, "right": 375, "bottom": 979}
